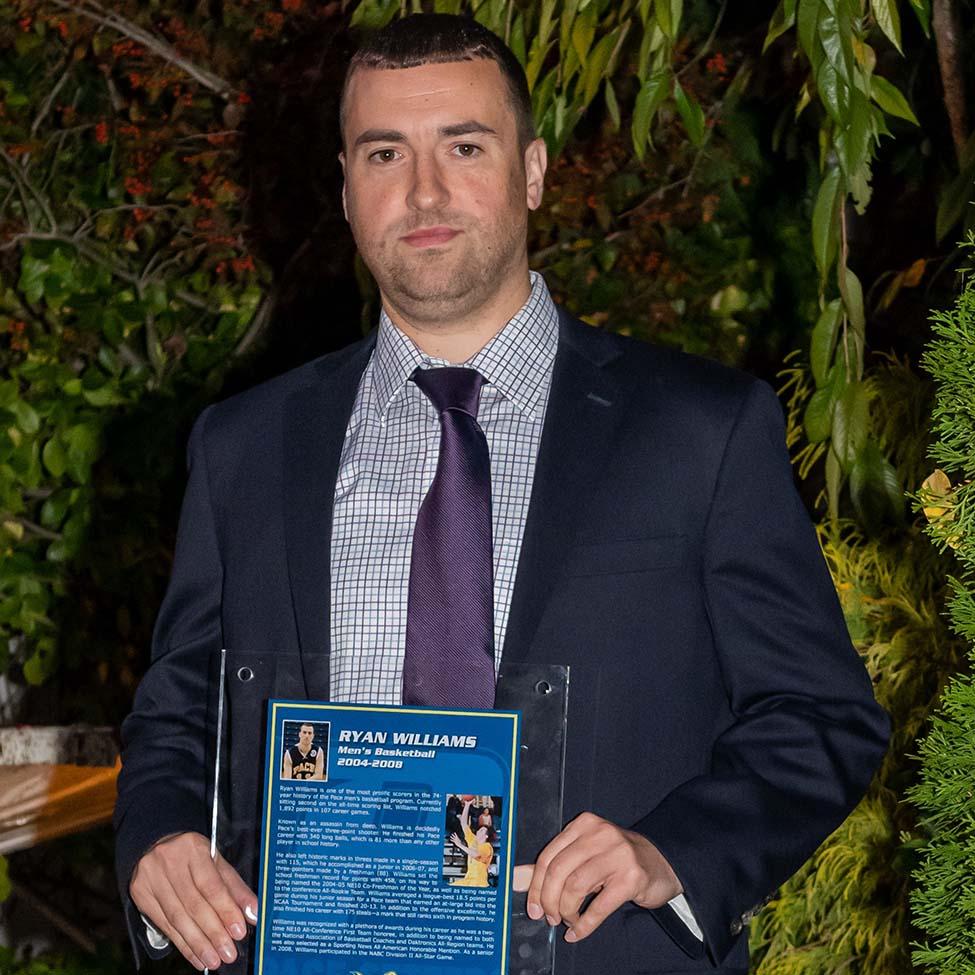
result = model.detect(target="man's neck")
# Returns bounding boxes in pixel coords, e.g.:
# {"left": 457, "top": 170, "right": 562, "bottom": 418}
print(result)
{"left": 382, "top": 272, "right": 532, "bottom": 364}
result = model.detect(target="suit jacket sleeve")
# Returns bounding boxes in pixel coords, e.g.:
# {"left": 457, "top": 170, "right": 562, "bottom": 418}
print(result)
{"left": 113, "top": 406, "right": 223, "bottom": 964}
{"left": 631, "top": 379, "right": 889, "bottom": 965}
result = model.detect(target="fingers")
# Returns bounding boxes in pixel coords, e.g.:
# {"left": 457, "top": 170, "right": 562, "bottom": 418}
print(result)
{"left": 187, "top": 856, "right": 247, "bottom": 956}
{"left": 130, "top": 832, "right": 252, "bottom": 971}
{"left": 526, "top": 820, "right": 580, "bottom": 921}
{"left": 153, "top": 870, "right": 231, "bottom": 971}
{"left": 564, "top": 881, "right": 631, "bottom": 943}
{"left": 216, "top": 853, "right": 259, "bottom": 927}
{"left": 137, "top": 889, "right": 205, "bottom": 971}
{"left": 527, "top": 813, "right": 673, "bottom": 943}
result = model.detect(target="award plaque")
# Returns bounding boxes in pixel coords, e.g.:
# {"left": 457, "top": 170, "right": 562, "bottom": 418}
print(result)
{"left": 205, "top": 652, "right": 568, "bottom": 975}
{"left": 254, "top": 701, "right": 520, "bottom": 975}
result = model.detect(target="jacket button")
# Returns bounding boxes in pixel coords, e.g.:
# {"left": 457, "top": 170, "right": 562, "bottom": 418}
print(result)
{"left": 730, "top": 918, "right": 743, "bottom": 936}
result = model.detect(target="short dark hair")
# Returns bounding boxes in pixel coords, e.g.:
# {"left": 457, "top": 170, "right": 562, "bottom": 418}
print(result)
{"left": 340, "top": 13, "right": 535, "bottom": 151}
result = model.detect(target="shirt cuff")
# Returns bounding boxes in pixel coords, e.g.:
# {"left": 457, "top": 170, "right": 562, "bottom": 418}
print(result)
{"left": 667, "top": 893, "right": 703, "bottom": 941}
{"left": 142, "top": 914, "right": 171, "bottom": 951}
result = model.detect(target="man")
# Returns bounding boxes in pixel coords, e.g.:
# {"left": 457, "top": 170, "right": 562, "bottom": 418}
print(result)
{"left": 114, "top": 13, "right": 889, "bottom": 975}
{"left": 282, "top": 723, "right": 324, "bottom": 780}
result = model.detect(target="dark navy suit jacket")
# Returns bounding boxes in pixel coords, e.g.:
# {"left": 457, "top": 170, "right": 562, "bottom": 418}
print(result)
{"left": 114, "top": 309, "right": 889, "bottom": 974}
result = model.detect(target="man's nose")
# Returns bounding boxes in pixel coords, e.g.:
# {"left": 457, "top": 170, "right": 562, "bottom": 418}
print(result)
{"left": 407, "top": 154, "right": 450, "bottom": 211}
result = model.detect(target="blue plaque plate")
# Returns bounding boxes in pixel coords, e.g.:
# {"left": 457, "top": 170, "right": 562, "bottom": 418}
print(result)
{"left": 255, "top": 700, "right": 520, "bottom": 975}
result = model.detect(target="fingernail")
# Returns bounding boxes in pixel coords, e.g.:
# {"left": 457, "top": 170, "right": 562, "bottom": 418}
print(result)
{"left": 202, "top": 950, "right": 221, "bottom": 969}
{"left": 527, "top": 902, "right": 542, "bottom": 920}
{"left": 565, "top": 929, "right": 578, "bottom": 943}
{"left": 546, "top": 915, "right": 558, "bottom": 926}
{"left": 244, "top": 904, "right": 258, "bottom": 923}
{"left": 230, "top": 923, "right": 245, "bottom": 940}
{"left": 220, "top": 942, "right": 237, "bottom": 962}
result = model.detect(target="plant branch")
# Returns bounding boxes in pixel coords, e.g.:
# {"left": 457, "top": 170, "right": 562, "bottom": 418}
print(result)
{"left": 1, "top": 514, "right": 62, "bottom": 542}
{"left": 30, "top": 58, "right": 73, "bottom": 137}
{"left": 233, "top": 294, "right": 275, "bottom": 358}
{"left": 0, "top": 148, "right": 56, "bottom": 230}
{"left": 48, "top": 0, "right": 236, "bottom": 100}
{"left": 932, "top": 0, "right": 969, "bottom": 164}
{"left": 2, "top": 231, "right": 213, "bottom": 311}
{"left": 677, "top": 0, "right": 729, "bottom": 79}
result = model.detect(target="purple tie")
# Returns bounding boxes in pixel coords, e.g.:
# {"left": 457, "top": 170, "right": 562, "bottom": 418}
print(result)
{"left": 402, "top": 366, "right": 496, "bottom": 708}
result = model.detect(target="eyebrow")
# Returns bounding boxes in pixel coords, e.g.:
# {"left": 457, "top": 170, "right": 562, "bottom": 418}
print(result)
{"left": 353, "top": 120, "right": 499, "bottom": 148}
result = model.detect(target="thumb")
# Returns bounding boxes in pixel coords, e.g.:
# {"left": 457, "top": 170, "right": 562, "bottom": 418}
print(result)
{"left": 215, "top": 853, "right": 259, "bottom": 924}
{"left": 513, "top": 864, "right": 534, "bottom": 892}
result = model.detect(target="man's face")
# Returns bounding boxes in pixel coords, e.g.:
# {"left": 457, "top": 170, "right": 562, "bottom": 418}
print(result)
{"left": 340, "top": 59, "right": 546, "bottom": 327}
{"left": 299, "top": 725, "right": 314, "bottom": 747}
{"left": 476, "top": 826, "right": 489, "bottom": 844}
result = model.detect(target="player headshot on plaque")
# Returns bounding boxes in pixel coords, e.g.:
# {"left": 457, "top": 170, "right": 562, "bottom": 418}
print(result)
{"left": 280, "top": 720, "right": 329, "bottom": 782}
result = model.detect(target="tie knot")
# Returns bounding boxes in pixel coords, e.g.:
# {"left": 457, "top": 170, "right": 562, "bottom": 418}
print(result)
{"left": 412, "top": 367, "right": 486, "bottom": 418}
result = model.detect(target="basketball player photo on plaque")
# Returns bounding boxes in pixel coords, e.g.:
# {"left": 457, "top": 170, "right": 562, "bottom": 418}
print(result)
{"left": 254, "top": 700, "right": 520, "bottom": 975}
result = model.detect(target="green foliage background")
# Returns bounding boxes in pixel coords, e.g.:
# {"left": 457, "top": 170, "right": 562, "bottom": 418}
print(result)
{"left": 0, "top": 0, "right": 973, "bottom": 972}
{"left": 908, "top": 239, "right": 975, "bottom": 975}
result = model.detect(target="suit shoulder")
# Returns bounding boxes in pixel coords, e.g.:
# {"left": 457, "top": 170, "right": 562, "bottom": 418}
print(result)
{"left": 597, "top": 327, "right": 769, "bottom": 418}
{"left": 196, "top": 336, "right": 372, "bottom": 443}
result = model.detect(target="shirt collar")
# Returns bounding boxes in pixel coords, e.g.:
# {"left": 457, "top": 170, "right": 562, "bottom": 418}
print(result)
{"left": 371, "top": 270, "right": 560, "bottom": 419}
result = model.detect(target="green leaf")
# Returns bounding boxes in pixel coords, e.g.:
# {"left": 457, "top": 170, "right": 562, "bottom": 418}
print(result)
{"left": 64, "top": 422, "right": 101, "bottom": 484}
{"left": 0, "top": 856, "right": 9, "bottom": 902}
{"left": 825, "top": 446, "right": 843, "bottom": 521}
{"left": 40, "top": 490, "right": 71, "bottom": 530}
{"left": 531, "top": 69, "right": 558, "bottom": 126}
{"left": 631, "top": 71, "right": 669, "bottom": 160}
{"left": 841, "top": 265, "right": 865, "bottom": 340}
{"left": 764, "top": 0, "right": 797, "bottom": 51}
{"left": 870, "top": 75, "right": 918, "bottom": 124}
{"left": 831, "top": 379, "right": 870, "bottom": 472}
{"left": 581, "top": 26, "right": 620, "bottom": 106}
{"left": 82, "top": 384, "right": 126, "bottom": 407}
{"left": 42, "top": 437, "right": 67, "bottom": 478}
{"left": 810, "top": 299, "right": 843, "bottom": 386}
{"left": 673, "top": 79, "right": 706, "bottom": 146}
{"left": 10, "top": 400, "right": 40, "bottom": 435}
{"left": 843, "top": 85, "right": 872, "bottom": 177}
{"left": 654, "top": 0, "right": 674, "bottom": 38}
{"left": 22, "top": 639, "right": 56, "bottom": 685}
{"left": 872, "top": 0, "right": 903, "bottom": 53}
{"left": 849, "top": 440, "right": 905, "bottom": 531}
{"left": 804, "top": 386, "right": 835, "bottom": 442}
{"left": 604, "top": 80, "right": 621, "bottom": 131}
{"left": 349, "top": 0, "right": 399, "bottom": 29}
{"left": 907, "top": 0, "right": 930, "bottom": 36}
{"left": 796, "top": 0, "right": 821, "bottom": 60}
{"left": 571, "top": 5, "right": 597, "bottom": 67}
{"left": 812, "top": 167, "right": 842, "bottom": 280}
{"left": 509, "top": 12, "right": 526, "bottom": 66}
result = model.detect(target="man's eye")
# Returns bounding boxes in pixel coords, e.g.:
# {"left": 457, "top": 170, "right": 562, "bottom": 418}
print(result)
{"left": 370, "top": 149, "right": 399, "bottom": 162}
{"left": 454, "top": 144, "right": 481, "bottom": 157}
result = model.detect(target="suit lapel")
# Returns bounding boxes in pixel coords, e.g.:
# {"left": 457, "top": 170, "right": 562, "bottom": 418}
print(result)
{"left": 502, "top": 309, "right": 625, "bottom": 664}
{"left": 283, "top": 336, "right": 375, "bottom": 670}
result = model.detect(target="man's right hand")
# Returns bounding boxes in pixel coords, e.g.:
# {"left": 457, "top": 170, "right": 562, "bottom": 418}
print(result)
{"left": 130, "top": 831, "right": 258, "bottom": 972}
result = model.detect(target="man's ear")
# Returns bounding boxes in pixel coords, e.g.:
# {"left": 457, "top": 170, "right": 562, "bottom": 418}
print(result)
{"left": 338, "top": 151, "right": 348, "bottom": 221}
{"left": 524, "top": 137, "right": 547, "bottom": 211}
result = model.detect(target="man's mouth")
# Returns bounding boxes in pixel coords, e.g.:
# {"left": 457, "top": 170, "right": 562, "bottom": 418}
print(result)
{"left": 402, "top": 227, "right": 461, "bottom": 247}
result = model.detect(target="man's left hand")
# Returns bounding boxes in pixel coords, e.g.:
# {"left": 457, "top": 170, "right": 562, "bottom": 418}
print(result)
{"left": 525, "top": 812, "right": 683, "bottom": 943}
